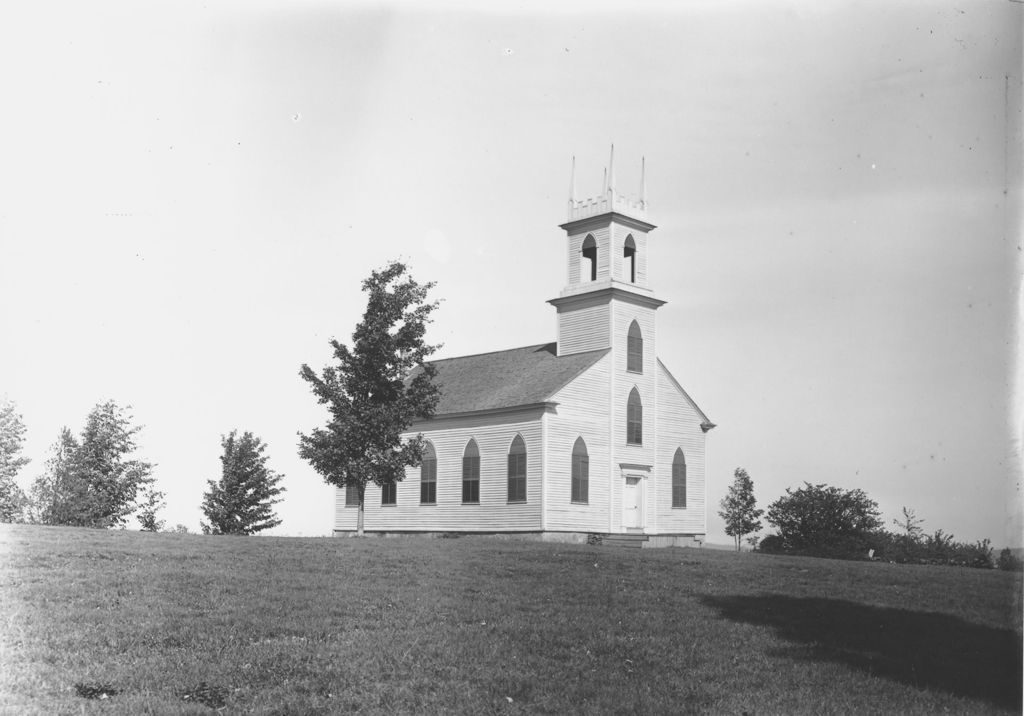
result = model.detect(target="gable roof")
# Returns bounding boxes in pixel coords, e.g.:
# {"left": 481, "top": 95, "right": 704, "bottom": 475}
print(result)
{"left": 416, "top": 343, "right": 608, "bottom": 416}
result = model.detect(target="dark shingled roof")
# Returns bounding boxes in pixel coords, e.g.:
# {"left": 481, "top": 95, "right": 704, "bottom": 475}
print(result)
{"left": 417, "top": 342, "right": 608, "bottom": 416}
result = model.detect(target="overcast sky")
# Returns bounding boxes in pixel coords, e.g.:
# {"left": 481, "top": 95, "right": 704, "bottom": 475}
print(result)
{"left": 1, "top": 1, "right": 1020, "bottom": 546}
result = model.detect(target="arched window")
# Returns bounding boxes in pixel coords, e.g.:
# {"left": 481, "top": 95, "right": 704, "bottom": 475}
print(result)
{"left": 627, "top": 320, "right": 643, "bottom": 373}
{"left": 571, "top": 437, "right": 589, "bottom": 503}
{"left": 627, "top": 388, "right": 643, "bottom": 445}
{"left": 462, "top": 439, "right": 480, "bottom": 503}
{"left": 420, "top": 441, "right": 437, "bottom": 504}
{"left": 623, "top": 235, "right": 636, "bottom": 283}
{"left": 507, "top": 435, "right": 527, "bottom": 502}
{"left": 672, "top": 448, "right": 687, "bottom": 508}
{"left": 581, "top": 235, "right": 597, "bottom": 282}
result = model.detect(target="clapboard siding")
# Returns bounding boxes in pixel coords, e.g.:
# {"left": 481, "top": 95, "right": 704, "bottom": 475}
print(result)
{"left": 610, "top": 302, "right": 657, "bottom": 533}
{"left": 334, "top": 410, "right": 544, "bottom": 532}
{"left": 544, "top": 353, "right": 611, "bottom": 531}
{"left": 557, "top": 301, "right": 610, "bottom": 355}
{"left": 654, "top": 361, "right": 707, "bottom": 534}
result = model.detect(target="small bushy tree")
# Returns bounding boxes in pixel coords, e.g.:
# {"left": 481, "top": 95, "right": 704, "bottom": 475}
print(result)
{"left": 0, "top": 399, "right": 30, "bottom": 522}
{"left": 29, "top": 402, "right": 154, "bottom": 528}
{"left": 765, "top": 482, "right": 882, "bottom": 558}
{"left": 136, "top": 485, "right": 166, "bottom": 532}
{"left": 299, "top": 261, "right": 441, "bottom": 536}
{"left": 893, "top": 506, "right": 924, "bottom": 537}
{"left": 201, "top": 431, "right": 285, "bottom": 535}
{"left": 718, "top": 467, "right": 763, "bottom": 551}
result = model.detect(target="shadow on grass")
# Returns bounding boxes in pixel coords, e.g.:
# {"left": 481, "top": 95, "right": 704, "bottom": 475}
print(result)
{"left": 702, "top": 594, "right": 1022, "bottom": 710}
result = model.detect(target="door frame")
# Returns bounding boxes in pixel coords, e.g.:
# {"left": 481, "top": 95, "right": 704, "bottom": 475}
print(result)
{"left": 618, "top": 462, "right": 652, "bottom": 533}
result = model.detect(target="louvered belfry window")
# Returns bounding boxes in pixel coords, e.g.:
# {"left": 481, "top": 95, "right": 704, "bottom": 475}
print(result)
{"left": 581, "top": 235, "right": 598, "bottom": 282}
{"left": 462, "top": 439, "right": 480, "bottom": 503}
{"left": 571, "top": 437, "right": 589, "bottom": 503}
{"left": 624, "top": 235, "right": 637, "bottom": 283}
{"left": 627, "top": 320, "right": 643, "bottom": 373}
{"left": 420, "top": 442, "right": 437, "bottom": 504}
{"left": 507, "top": 435, "right": 527, "bottom": 502}
{"left": 672, "top": 448, "right": 687, "bottom": 508}
{"left": 627, "top": 388, "right": 643, "bottom": 445}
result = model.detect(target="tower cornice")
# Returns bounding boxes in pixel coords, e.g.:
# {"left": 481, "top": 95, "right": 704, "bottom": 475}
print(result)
{"left": 547, "top": 284, "right": 667, "bottom": 311}
{"left": 560, "top": 210, "right": 657, "bottom": 235}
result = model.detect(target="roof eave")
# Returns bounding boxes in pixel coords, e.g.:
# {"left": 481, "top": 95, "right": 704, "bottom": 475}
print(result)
{"left": 657, "top": 358, "right": 714, "bottom": 428}
{"left": 407, "top": 401, "right": 559, "bottom": 429}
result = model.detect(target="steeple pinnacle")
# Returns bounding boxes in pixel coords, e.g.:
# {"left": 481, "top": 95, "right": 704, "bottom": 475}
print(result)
{"left": 568, "top": 155, "right": 577, "bottom": 215}
{"left": 566, "top": 147, "right": 649, "bottom": 223}
{"left": 640, "top": 156, "right": 646, "bottom": 210}
{"left": 607, "top": 143, "right": 616, "bottom": 199}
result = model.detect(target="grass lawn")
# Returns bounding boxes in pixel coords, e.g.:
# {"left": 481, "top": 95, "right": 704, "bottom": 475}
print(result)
{"left": 0, "top": 524, "right": 1020, "bottom": 715}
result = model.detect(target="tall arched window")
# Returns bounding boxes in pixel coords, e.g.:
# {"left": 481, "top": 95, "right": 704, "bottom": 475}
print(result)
{"left": 581, "top": 235, "right": 597, "bottom": 282}
{"left": 672, "top": 448, "right": 687, "bottom": 508}
{"left": 507, "top": 435, "right": 527, "bottom": 502}
{"left": 627, "top": 320, "right": 643, "bottom": 373}
{"left": 571, "top": 437, "right": 589, "bottom": 503}
{"left": 627, "top": 388, "right": 643, "bottom": 445}
{"left": 462, "top": 439, "right": 480, "bottom": 503}
{"left": 420, "top": 441, "right": 437, "bottom": 504}
{"left": 623, "top": 235, "right": 636, "bottom": 283}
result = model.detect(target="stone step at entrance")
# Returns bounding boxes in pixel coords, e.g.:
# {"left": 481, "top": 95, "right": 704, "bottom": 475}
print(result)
{"left": 599, "top": 533, "right": 649, "bottom": 549}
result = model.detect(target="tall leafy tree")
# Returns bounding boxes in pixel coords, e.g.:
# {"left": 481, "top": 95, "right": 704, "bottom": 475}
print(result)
{"left": 0, "top": 398, "right": 30, "bottom": 522}
{"left": 299, "top": 260, "right": 441, "bottom": 536}
{"left": 29, "top": 428, "right": 80, "bottom": 525}
{"left": 29, "top": 401, "right": 154, "bottom": 528}
{"left": 201, "top": 431, "right": 285, "bottom": 535}
{"left": 718, "top": 467, "right": 764, "bottom": 551}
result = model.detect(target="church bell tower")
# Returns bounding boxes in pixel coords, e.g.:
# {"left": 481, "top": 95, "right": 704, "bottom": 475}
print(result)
{"left": 549, "top": 146, "right": 666, "bottom": 359}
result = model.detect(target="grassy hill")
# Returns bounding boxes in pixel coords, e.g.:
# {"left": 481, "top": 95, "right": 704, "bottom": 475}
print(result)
{"left": 1, "top": 524, "right": 1020, "bottom": 714}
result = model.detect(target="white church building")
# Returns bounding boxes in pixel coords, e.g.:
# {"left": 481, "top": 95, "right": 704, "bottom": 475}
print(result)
{"left": 334, "top": 153, "right": 714, "bottom": 546}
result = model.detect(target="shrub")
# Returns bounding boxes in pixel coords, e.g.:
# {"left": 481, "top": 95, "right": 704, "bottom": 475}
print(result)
{"left": 757, "top": 534, "right": 785, "bottom": 554}
{"left": 869, "top": 530, "right": 993, "bottom": 568}
{"left": 997, "top": 548, "right": 1023, "bottom": 572}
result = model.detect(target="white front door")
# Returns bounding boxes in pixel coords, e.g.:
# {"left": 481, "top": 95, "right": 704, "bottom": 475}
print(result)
{"left": 622, "top": 476, "right": 642, "bottom": 529}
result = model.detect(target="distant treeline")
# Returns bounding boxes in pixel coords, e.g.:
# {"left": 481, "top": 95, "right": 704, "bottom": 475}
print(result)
{"left": 749, "top": 483, "right": 1019, "bottom": 570}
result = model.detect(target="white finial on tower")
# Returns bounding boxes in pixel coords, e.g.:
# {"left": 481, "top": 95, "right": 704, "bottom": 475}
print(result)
{"left": 608, "top": 143, "right": 616, "bottom": 198}
{"left": 568, "top": 155, "right": 577, "bottom": 218}
{"left": 602, "top": 166, "right": 607, "bottom": 195}
{"left": 640, "top": 156, "right": 646, "bottom": 209}
{"left": 569, "top": 156, "right": 576, "bottom": 202}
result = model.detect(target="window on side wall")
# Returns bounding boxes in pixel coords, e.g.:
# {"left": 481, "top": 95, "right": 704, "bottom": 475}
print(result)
{"left": 462, "top": 439, "right": 480, "bottom": 503}
{"left": 507, "top": 435, "right": 527, "bottom": 502}
{"left": 421, "top": 442, "right": 437, "bottom": 504}
{"left": 672, "top": 448, "right": 687, "bottom": 508}
{"left": 571, "top": 437, "right": 589, "bottom": 503}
